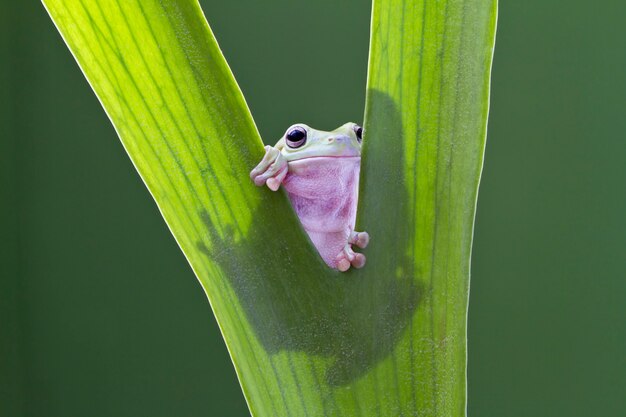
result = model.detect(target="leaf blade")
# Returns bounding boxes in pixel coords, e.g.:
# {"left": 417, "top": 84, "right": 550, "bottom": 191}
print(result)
{"left": 360, "top": 0, "right": 498, "bottom": 414}
{"left": 42, "top": 2, "right": 317, "bottom": 416}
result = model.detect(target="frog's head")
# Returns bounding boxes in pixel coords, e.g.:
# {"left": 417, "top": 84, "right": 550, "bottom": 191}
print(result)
{"left": 276, "top": 122, "right": 363, "bottom": 162}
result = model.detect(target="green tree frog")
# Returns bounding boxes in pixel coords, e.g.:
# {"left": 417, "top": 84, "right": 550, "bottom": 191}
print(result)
{"left": 250, "top": 123, "right": 369, "bottom": 271}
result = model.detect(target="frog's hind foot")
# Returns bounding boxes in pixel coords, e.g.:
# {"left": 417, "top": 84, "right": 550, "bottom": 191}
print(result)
{"left": 349, "top": 231, "right": 370, "bottom": 249}
{"left": 335, "top": 244, "right": 366, "bottom": 272}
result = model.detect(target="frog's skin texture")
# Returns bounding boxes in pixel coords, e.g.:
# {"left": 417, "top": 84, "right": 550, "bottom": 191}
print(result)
{"left": 250, "top": 123, "right": 369, "bottom": 272}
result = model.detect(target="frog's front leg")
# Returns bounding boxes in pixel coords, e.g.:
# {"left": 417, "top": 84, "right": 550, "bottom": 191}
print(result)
{"left": 250, "top": 145, "right": 288, "bottom": 191}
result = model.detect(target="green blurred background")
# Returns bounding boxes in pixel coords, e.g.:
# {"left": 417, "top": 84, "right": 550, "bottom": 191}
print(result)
{"left": 1, "top": 0, "right": 624, "bottom": 416}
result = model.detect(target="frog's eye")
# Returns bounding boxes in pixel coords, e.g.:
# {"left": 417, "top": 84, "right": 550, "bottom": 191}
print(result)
{"left": 285, "top": 126, "right": 307, "bottom": 148}
{"left": 354, "top": 124, "right": 363, "bottom": 143}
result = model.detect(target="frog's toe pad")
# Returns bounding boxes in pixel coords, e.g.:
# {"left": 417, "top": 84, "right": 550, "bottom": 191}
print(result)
{"left": 265, "top": 166, "right": 288, "bottom": 191}
{"left": 350, "top": 231, "right": 370, "bottom": 249}
{"left": 337, "top": 258, "right": 351, "bottom": 272}
{"left": 351, "top": 253, "right": 366, "bottom": 269}
{"left": 335, "top": 245, "right": 366, "bottom": 272}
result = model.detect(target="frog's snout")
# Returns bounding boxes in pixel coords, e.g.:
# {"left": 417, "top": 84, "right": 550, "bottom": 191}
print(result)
{"left": 325, "top": 134, "right": 351, "bottom": 144}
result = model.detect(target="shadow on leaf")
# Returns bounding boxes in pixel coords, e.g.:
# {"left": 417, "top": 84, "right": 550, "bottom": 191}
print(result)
{"left": 197, "top": 90, "right": 421, "bottom": 386}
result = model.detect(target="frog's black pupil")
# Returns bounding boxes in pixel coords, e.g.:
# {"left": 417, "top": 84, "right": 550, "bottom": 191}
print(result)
{"left": 356, "top": 126, "right": 363, "bottom": 141}
{"left": 287, "top": 129, "right": 305, "bottom": 142}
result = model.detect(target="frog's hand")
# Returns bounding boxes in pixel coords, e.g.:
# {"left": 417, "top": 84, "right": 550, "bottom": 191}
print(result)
{"left": 250, "top": 145, "right": 288, "bottom": 191}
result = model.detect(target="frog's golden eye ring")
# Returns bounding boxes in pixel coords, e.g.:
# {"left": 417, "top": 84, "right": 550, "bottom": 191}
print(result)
{"left": 353, "top": 124, "right": 363, "bottom": 143}
{"left": 285, "top": 126, "right": 307, "bottom": 148}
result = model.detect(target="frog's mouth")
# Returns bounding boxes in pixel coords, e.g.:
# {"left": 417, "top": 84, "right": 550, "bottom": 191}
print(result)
{"left": 290, "top": 155, "right": 361, "bottom": 162}
{"left": 288, "top": 155, "right": 361, "bottom": 166}
{"left": 287, "top": 156, "right": 361, "bottom": 174}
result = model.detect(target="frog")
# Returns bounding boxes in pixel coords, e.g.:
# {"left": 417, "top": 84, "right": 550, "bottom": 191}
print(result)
{"left": 250, "top": 122, "right": 369, "bottom": 272}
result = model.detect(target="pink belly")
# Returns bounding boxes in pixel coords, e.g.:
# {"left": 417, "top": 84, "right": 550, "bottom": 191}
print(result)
{"left": 282, "top": 157, "right": 361, "bottom": 268}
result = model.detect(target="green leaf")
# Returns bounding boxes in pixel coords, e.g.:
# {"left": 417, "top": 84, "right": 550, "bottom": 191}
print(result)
{"left": 42, "top": 0, "right": 496, "bottom": 416}
{"left": 361, "top": 0, "right": 498, "bottom": 413}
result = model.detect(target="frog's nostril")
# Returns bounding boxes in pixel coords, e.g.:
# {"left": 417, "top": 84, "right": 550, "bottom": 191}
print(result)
{"left": 328, "top": 135, "right": 348, "bottom": 143}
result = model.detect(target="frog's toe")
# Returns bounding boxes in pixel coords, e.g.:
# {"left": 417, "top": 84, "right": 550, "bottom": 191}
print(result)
{"left": 349, "top": 231, "right": 370, "bottom": 249}
{"left": 335, "top": 246, "right": 353, "bottom": 272}
{"left": 250, "top": 147, "right": 288, "bottom": 190}
{"left": 250, "top": 146, "right": 277, "bottom": 179}
{"left": 337, "top": 258, "right": 351, "bottom": 272}
{"left": 335, "top": 245, "right": 366, "bottom": 272}
{"left": 351, "top": 253, "right": 366, "bottom": 269}
{"left": 266, "top": 165, "right": 288, "bottom": 191}
{"left": 253, "top": 161, "right": 285, "bottom": 187}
